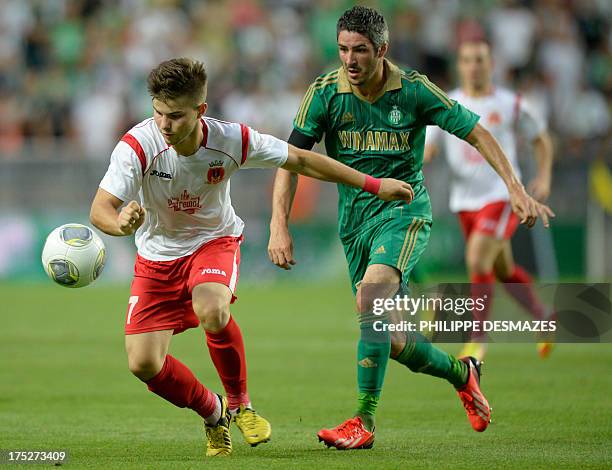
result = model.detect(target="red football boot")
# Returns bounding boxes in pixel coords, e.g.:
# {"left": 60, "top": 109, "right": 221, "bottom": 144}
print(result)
{"left": 317, "top": 416, "right": 374, "bottom": 450}
{"left": 456, "top": 356, "right": 492, "bottom": 432}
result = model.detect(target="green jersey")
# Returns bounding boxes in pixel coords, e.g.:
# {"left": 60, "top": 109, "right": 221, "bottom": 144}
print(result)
{"left": 293, "top": 60, "right": 479, "bottom": 240}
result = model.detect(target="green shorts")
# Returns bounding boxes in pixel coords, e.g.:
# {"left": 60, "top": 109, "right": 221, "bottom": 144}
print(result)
{"left": 341, "top": 216, "right": 431, "bottom": 294}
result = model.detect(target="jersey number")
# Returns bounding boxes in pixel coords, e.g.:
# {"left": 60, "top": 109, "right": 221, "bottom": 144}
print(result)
{"left": 127, "top": 296, "right": 139, "bottom": 325}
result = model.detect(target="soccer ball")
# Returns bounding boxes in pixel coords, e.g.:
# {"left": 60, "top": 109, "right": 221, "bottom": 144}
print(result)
{"left": 41, "top": 223, "right": 106, "bottom": 288}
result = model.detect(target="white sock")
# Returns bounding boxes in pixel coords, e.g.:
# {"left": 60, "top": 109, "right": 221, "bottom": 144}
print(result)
{"left": 204, "top": 396, "right": 222, "bottom": 425}
{"left": 229, "top": 402, "right": 252, "bottom": 416}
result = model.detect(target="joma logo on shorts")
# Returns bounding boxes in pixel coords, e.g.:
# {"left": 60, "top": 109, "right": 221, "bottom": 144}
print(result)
{"left": 202, "top": 268, "right": 227, "bottom": 276}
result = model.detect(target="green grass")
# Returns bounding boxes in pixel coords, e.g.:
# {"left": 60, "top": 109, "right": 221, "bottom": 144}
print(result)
{"left": 1, "top": 280, "right": 610, "bottom": 469}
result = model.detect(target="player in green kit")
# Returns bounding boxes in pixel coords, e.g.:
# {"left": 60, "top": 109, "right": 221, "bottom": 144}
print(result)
{"left": 268, "top": 6, "right": 554, "bottom": 449}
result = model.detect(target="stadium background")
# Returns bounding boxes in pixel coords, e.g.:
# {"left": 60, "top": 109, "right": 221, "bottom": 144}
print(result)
{"left": 1, "top": 1, "right": 611, "bottom": 468}
{"left": 0, "top": 0, "right": 610, "bottom": 282}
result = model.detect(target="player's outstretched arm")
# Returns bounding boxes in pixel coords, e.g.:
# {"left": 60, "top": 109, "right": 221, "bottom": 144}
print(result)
{"left": 528, "top": 131, "right": 553, "bottom": 202}
{"left": 465, "top": 123, "right": 555, "bottom": 228}
{"left": 90, "top": 188, "right": 145, "bottom": 236}
{"left": 269, "top": 168, "right": 299, "bottom": 270}
{"left": 268, "top": 145, "right": 415, "bottom": 270}
{"left": 283, "top": 144, "right": 415, "bottom": 202}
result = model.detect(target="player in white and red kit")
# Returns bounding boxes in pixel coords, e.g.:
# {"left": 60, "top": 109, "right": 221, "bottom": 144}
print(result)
{"left": 90, "top": 58, "right": 414, "bottom": 457}
{"left": 425, "top": 40, "right": 554, "bottom": 359}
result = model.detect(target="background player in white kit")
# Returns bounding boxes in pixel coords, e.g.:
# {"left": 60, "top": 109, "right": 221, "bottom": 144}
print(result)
{"left": 89, "top": 58, "right": 415, "bottom": 457}
{"left": 424, "top": 40, "right": 554, "bottom": 360}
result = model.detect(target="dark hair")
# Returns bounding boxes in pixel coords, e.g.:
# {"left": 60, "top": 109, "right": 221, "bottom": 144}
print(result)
{"left": 147, "top": 58, "right": 207, "bottom": 104}
{"left": 337, "top": 5, "right": 389, "bottom": 50}
{"left": 457, "top": 38, "right": 493, "bottom": 58}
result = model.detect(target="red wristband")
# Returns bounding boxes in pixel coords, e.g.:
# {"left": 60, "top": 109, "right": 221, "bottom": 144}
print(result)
{"left": 363, "top": 175, "right": 382, "bottom": 195}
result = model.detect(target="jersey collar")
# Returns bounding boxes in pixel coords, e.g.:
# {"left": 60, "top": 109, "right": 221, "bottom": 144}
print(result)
{"left": 337, "top": 59, "right": 402, "bottom": 103}
{"left": 199, "top": 118, "right": 209, "bottom": 148}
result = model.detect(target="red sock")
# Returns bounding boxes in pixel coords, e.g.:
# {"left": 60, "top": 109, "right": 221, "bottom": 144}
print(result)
{"left": 499, "top": 265, "right": 545, "bottom": 320}
{"left": 471, "top": 272, "right": 495, "bottom": 340}
{"left": 145, "top": 355, "right": 217, "bottom": 419}
{"left": 206, "top": 315, "right": 249, "bottom": 410}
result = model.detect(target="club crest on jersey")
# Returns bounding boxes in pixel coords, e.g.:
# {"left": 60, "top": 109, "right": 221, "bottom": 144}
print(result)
{"left": 207, "top": 160, "right": 225, "bottom": 184}
{"left": 488, "top": 112, "right": 502, "bottom": 126}
{"left": 168, "top": 190, "right": 202, "bottom": 214}
{"left": 341, "top": 111, "right": 355, "bottom": 124}
{"left": 388, "top": 105, "right": 403, "bottom": 126}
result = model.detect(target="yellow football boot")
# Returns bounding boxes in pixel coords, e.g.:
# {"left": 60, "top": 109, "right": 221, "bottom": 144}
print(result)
{"left": 233, "top": 404, "right": 271, "bottom": 447}
{"left": 537, "top": 342, "right": 554, "bottom": 358}
{"left": 205, "top": 395, "right": 232, "bottom": 457}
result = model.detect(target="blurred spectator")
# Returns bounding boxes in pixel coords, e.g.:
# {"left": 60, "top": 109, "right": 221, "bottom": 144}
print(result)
{"left": 488, "top": 0, "right": 538, "bottom": 83}
{"left": 0, "top": 0, "right": 608, "bottom": 168}
{"left": 389, "top": 6, "right": 422, "bottom": 70}
{"left": 415, "top": 0, "right": 461, "bottom": 86}
{"left": 559, "top": 81, "right": 610, "bottom": 140}
{"left": 536, "top": 0, "right": 586, "bottom": 129}
{"left": 0, "top": 93, "right": 25, "bottom": 157}
{"left": 73, "top": 81, "right": 124, "bottom": 158}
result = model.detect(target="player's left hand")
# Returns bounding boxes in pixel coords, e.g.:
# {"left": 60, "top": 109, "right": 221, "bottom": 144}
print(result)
{"left": 527, "top": 175, "right": 551, "bottom": 202}
{"left": 509, "top": 185, "right": 555, "bottom": 228}
{"left": 377, "top": 178, "right": 414, "bottom": 203}
{"left": 268, "top": 222, "right": 296, "bottom": 270}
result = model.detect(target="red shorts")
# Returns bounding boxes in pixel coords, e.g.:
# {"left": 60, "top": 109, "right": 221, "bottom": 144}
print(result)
{"left": 124, "top": 235, "right": 242, "bottom": 335}
{"left": 458, "top": 201, "right": 519, "bottom": 240}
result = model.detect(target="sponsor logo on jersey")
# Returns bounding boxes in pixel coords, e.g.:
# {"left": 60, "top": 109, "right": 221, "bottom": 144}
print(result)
{"left": 207, "top": 161, "right": 225, "bottom": 184}
{"left": 150, "top": 169, "right": 172, "bottom": 179}
{"left": 201, "top": 268, "right": 227, "bottom": 277}
{"left": 337, "top": 130, "right": 411, "bottom": 152}
{"left": 388, "top": 105, "right": 403, "bottom": 125}
{"left": 168, "top": 190, "right": 202, "bottom": 214}
{"left": 374, "top": 245, "right": 386, "bottom": 254}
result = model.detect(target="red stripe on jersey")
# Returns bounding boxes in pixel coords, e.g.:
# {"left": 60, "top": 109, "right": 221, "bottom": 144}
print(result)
{"left": 513, "top": 93, "right": 522, "bottom": 127}
{"left": 200, "top": 119, "right": 209, "bottom": 148}
{"left": 240, "top": 123, "right": 249, "bottom": 165}
{"left": 121, "top": 133, "right": 146, "bottom": 175}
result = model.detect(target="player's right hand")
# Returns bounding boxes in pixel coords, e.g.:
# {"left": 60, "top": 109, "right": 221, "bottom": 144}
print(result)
{"left": 509, "top": 186, "right": 555, "bottom": 228}
{"left": 117, "top": 200, "right": 146, "bottom": 235}
{"left": 377, "top": 178, "right": 414, "bottom": 203}
{"left": 268, "top": 223, "right": 296, "bottom": 270}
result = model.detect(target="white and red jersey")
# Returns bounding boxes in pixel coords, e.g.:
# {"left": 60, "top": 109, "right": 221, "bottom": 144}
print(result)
{"left": 99, "top": 116, "right": 288, "bottom": 261}
{"left": 426, "top": 87, "right": 546, "bottom": 212}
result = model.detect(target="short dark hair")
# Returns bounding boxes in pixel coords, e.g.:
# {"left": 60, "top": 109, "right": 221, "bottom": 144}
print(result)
{"left": 147, "top": 58, "right": 207, "bottom": 105}
{"left": 457, "top": 34, "right": 492, "bottom": 50}
{"left": 337, "top": 6, "right": 389, "bottom": 50}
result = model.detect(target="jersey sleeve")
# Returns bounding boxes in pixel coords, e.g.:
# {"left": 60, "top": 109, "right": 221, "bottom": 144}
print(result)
{"left": 415, "top": 76, "right": 480, "bottom": 139}
{"left": 98, "top": 140, "right": 143, "bottom": 202}
{"left": 516, "top": 96, "right": 546, "bottom": 141}
{"left": 241, "top": 126, "right": 289, "bottom": 169}
{"left": 292, "top": 83, "right": 327, "bottom": 142}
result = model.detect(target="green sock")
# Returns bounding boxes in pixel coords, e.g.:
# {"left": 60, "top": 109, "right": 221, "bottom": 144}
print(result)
{"left": 356, "top": 393, "right": 378, "bottom": 431}
{"left": 394, "top": 332, "right": 468, "bottom": 388}
{"left": 355, "top": 317, "right": 390, "bottom": 427}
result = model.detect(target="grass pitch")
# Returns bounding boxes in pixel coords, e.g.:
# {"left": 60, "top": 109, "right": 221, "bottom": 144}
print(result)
{"left": 1, "top": 280, "right": 610, "bottom": 469}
